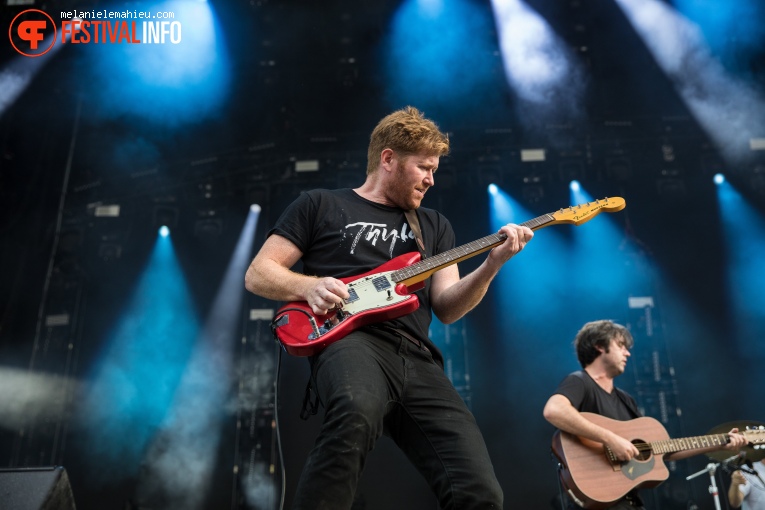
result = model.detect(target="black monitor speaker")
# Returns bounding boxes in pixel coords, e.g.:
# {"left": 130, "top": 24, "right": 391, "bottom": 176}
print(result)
{"left": 0, "top": 467, "right": 76, "bottom": 510}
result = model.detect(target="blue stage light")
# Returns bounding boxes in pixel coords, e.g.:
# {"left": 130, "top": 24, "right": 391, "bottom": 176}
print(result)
{"left": 135, "top": 204, "right": 262, "bottom": 507}
{"left": 717, "top": 179, "right": 765, "bottom": 361}
{"left": 714, "top": 173, "right": 725, "bottom": 185}
{"left": 85, "top": 0, "right": 231, "bottom": 126}
{"left": 159, "top": 225, "right": 170, "bottom": 237}
{"left": 383, "top": 0, "right": 500, "bottom": 114}
{"left": 569, "top": 180, "right": 592, "bottom": 206}
{"left": 674, "top": 0, "right": 765, "bottom": 76}
{"left": 492, "top": 0, "right": 585, "bottom": 124}
{"left": 614, "top": 0, "right": 765, "bottom": 163}
{"left": 80, "top": 233, "right": 199, "bottom": 480}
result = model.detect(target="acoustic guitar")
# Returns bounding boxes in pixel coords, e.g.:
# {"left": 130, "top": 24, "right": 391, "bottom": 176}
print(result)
{"left": 551, "top": 412, "right": 765, "bottom": 509}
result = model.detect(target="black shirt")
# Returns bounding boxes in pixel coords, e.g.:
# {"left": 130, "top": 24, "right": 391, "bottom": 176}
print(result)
{"left": 269, "top": 188, "right": 456, "bottom": 360}
{"left": 554, "top": 371, "right": 644, "bottom": 509}
{"left": 553, "top": 370, "right": 640, "bottom": 421}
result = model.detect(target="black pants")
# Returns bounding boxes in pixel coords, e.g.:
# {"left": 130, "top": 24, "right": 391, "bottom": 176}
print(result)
{"left": 292, "top": 328, "right": 503, "bottom": 510}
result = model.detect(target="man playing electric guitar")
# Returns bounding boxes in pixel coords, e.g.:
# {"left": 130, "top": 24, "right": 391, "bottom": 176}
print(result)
{"left": 543, "top": 320, "right": 748, "bottom": 509}
{"left": 245, "top": 107, "right": 533, "bottom": 509}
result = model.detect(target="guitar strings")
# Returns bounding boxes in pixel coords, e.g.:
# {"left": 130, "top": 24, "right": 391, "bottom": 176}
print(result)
{"left": 338, "top": 212, "right": 565, "bottom": 305}
{"left": 633, "top": 434, "right": 731, "bottom": 454}
{"left": 328, "top": 206, "right": 606, "bottom": 307}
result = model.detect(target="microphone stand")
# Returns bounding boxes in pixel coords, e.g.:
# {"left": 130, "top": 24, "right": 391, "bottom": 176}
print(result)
{"left": 686, "top": 454, "right": 741, "bottom": 510}
{"left": 687, "top": 462, "right": 724, "bottom": 510}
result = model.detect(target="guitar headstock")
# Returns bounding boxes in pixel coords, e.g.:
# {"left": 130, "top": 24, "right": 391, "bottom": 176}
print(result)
{"left": 743, "top": 426, "right": 765, "bottom": 445}
{"left": 550, "top": 197, "right": 626, "bottom": 226}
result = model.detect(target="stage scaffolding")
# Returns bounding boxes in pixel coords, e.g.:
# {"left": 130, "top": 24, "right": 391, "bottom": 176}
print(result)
{"left": 627, "top": 296, "right": 695, "bottom": 510}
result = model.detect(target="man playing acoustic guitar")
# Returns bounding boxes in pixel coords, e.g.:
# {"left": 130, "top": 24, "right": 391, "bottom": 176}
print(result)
{"left": 543, "top": 320, "right": 747, "bottom": 509}
{"left": 245, "top": 106, "right": 534, "bottom": 509}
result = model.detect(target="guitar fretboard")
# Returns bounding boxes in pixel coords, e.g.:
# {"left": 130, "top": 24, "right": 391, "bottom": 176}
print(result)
{"left": 391, "top": 213, "right": 556, "bottom": 283}
{"left": 651, "top": 434, "right": 729, "bottom": 454}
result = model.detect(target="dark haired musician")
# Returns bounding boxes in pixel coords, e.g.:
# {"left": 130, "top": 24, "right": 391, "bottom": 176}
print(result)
{"left": 543, "top": 319, "right": 747, "bottom": 509}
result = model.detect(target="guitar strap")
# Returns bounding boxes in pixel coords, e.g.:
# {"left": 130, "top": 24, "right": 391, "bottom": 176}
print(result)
{"left": 614, "top": 388, "right": 642, "bottom": 419}
{"left": 404, "top": 209, "right": 427, "bottom": 259}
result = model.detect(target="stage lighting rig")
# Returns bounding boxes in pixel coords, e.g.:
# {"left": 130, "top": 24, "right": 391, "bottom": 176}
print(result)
{"left": 656, "top": 169, "right": 686, "bottom": 199}
{"left": 750, "top": 165, "right": 765, "bottom": 196}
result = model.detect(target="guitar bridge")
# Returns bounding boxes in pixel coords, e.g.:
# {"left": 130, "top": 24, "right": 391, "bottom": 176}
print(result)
{"left": 604, "top": 446, "right": 621, "bottom": 471}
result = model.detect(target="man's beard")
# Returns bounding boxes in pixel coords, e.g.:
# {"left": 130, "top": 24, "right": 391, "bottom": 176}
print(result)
{"left": 390, "top": 167, "right": 425, "bottom": 210}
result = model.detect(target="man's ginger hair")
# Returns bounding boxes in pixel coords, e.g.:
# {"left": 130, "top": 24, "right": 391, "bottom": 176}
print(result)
{"left": 366, "top": 106, "right": 450, "bottom": 175}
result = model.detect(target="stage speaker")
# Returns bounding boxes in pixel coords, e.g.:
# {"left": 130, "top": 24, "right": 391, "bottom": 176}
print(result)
{"left": 0, "top": 467, "right": 76, "bottom": 510}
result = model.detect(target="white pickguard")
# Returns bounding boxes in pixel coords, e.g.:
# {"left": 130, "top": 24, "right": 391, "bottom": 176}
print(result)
{"left": 342, "top": 270, "right": 411, "bottom": 315}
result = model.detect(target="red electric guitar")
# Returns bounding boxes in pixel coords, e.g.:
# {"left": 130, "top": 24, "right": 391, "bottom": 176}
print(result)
{"left": 272, "top": 197, "right": 626, "bottom": 356}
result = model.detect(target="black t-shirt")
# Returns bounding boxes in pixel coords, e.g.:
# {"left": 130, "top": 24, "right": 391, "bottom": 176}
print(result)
{"left": 554, "top": 371, "right": 644, "bottom": 509}
{"left": 553, "top": 370, "right": 640, "bottom": 421}
{"left": 269, "top": 188, "right": 456, "bottom": 358}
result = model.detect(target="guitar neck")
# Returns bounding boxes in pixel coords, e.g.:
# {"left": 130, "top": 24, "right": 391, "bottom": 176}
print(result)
{"left": 392, "top": 212, "right": 556, "bottom": 286}
{"left": 650, "top": 433, "right": 729, "bottom": 455}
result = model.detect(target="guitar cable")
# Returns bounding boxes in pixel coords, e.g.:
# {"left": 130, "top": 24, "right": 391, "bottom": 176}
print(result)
{"left": 550, "top": 451, "right": 568, "bottom": 510}
{"left": 270, "top": 306, "right": 340, "bottom": 509}
{"left": 270, "top": 316, "right": 289, "bottom": 510}
{"left": 269, "top": 307, "right": 319, "bottom": 510}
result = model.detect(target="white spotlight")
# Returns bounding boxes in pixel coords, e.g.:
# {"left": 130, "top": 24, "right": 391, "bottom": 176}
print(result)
{"left": 570, "top": 180, "right": 581, "bottom": 192}
{"left": 488, "top": 184, "right": 498, "bottom": 195}
{"left": 714, "top": 173, "right": 725, "bottom": 185}
{"left": 250, "top": 204, "right": 261, "bottom": 214}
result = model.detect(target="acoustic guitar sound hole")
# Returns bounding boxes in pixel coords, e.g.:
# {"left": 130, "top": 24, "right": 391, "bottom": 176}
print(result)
{"left": 632, "top": 440, "right": 651, "bottom": 461}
